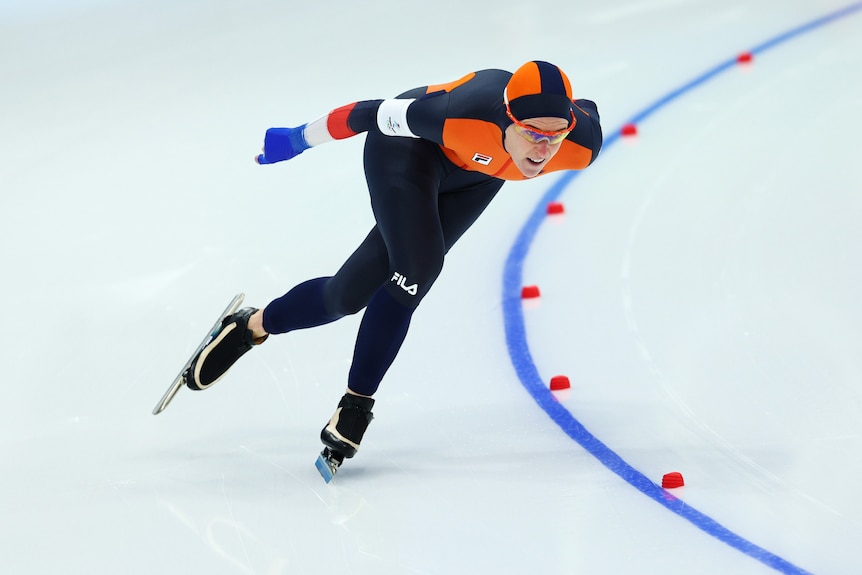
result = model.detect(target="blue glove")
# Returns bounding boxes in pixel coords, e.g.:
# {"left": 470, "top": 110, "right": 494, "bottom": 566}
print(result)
{"left": 256, "top": 125, "right": 310, "bottom": 164}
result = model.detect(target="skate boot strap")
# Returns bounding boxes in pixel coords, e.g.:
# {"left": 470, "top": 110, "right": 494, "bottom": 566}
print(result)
{"left": 338, "top": 393, "right": 375, "bottom": 416}
{"left": 229, "top": 308, "right": 267, "bottom": 347}
{"left": 320, "top": 393, "right": 376, "bottom": 458}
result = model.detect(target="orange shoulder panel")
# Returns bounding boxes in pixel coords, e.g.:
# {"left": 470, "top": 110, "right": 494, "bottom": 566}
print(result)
{"left": 425, "top": 72, "right": 476, "bottom": 94}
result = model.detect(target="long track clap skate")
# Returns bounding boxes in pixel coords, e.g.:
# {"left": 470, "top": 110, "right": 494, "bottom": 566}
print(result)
{"left": 314, "top": 394, "right": 375, "bottom": 483}
{"left": 152, "top": 293, "right": 245, "bottom": 415}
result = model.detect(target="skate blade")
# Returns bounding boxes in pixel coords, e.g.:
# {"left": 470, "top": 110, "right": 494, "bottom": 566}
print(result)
{"left": 315, "top": 454, "right": 336, "bottom": 483}
{"left": 152, "top": 293, "right": 245, "bottom": 415}
{"left": 152, "top": 373, "right": 186, "bottom": 416}
{"left": 315, "top": 449, "right": 343, "bottom": 483}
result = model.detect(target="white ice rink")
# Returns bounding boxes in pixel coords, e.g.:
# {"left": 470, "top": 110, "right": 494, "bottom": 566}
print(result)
{"left": 2, "top": 1, "right": 861, "bottom": 573}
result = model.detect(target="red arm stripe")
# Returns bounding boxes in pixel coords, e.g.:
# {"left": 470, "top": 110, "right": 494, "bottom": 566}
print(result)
{"left": 326, "top": 103, "right": 359, "bottom": 140}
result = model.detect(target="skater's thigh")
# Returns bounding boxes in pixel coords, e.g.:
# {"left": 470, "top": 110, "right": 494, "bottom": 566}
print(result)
{"left": 326, "top": 133, "right": 446, "bottom": 313}
{"left": 363, "top": 132, "right": 447, "bottom": 302}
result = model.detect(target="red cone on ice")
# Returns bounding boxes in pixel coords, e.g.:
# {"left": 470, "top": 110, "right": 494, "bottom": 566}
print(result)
{"left": 521, "top": 285, "right": 541, "bottom": 299}
{"left": 621, "top": 123, "right": 638, "bottom": 137}
{"left": 550, "top": 375, "right": 571, "bottom": 391}
{"left": 662, "top": 472, "right": 685, "bottom": 489}
{"left": 737, "top": 52, "right": 753, "bottom": 64}
{"left": 547, "top": 201, "right": 565, "bottom": 215}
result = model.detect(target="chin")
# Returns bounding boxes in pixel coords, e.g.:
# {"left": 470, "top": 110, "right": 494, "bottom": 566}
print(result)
{"left": 521, "top": 157, "right": 549, "bottom": 177}
{"left": 519, "top": 164, "right": 543, "bottom": 178}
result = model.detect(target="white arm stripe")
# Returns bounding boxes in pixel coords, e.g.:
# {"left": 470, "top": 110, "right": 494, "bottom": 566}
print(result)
{"left": 376, "top": 99, "right": 418, "bottom": 138}
{"left": 303, "top": 115, "right": 333, "bottom": 147}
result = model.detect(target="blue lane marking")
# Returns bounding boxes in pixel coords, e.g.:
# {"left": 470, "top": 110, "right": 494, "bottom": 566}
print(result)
{"left": 502, "top": 3, "right": 862, "bottom": 573}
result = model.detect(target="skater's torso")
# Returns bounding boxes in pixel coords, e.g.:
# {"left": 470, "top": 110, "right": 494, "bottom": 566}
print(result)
{"left": 397, "top": 69, "right": 601, "bottom": 181}
{"left": 328, "top": 69, "right": 602, "bottom": 182}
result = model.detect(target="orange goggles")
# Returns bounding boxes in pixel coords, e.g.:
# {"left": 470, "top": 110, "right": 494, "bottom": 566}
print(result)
{"left": 505, "top": 106, "right": 575, "bottom": 145}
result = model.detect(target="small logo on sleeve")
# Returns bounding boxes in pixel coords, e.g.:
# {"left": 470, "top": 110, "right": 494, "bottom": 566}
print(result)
{"left": 386, "top": 117, "right": 401, "bottom": 134}
{"left": 472, "top": 152, "right": 493, "bottom": 165}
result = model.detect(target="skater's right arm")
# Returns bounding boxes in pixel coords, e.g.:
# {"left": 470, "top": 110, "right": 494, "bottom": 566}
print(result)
{"left": 255, "top": 101, "right": 380, "bottom": 165}
{"left": 255, "top": 96, "right": 447, "bottom": 165}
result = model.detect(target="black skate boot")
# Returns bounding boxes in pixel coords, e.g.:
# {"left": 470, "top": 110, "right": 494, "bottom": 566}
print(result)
{"left": 316, "top": 393, "right": 375, "bottom": 482}
{"left": 321, "top": 394, "right": 375, "bottom": 459}
{"left": 184, "top": 307, "right": 268, "bottom": 390}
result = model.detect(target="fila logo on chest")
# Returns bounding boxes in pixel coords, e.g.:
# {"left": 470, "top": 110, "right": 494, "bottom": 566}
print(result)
{"left": 472, "top": 152, "right": 493, "bottom": 166}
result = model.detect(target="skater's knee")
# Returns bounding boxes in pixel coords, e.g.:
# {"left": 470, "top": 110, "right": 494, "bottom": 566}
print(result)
{"left": 385, "top": 258, "right": 443, "bottom": 308}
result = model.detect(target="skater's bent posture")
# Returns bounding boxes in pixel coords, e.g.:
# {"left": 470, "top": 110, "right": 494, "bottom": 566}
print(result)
{"left": 185, "top": 61, "right": 603, "bottom": 474}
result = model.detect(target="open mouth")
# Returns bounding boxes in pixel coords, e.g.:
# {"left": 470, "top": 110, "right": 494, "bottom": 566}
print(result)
{"left": 527, "top": 158, "right": 545, "bottom": 165}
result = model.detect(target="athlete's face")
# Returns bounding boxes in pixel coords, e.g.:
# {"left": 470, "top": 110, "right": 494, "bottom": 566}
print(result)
{"left": 504, "top": 117, "right": 570, "bottom": 178}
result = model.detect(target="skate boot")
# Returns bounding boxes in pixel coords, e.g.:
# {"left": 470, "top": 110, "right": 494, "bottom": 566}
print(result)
{"left": 316, "top": 393, "right": 375, "bottom": 482}
{"left": 184, "top": 307, "right": 268, "bottom": 390}
{"left": 321, "top": 393, "right": 375, "bottom": 459}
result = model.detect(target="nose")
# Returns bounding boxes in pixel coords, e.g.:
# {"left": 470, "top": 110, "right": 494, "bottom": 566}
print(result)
{"left": 533, "top": 139, "right": 551, "bottom": 156}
